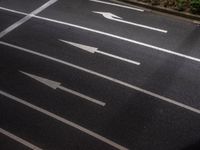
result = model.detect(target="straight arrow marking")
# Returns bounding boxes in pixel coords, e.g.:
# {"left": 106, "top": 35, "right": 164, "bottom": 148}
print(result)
{"left": 59, "top": 39, "right": 140, "bottom": 65}
{"left": 93, "top": 11, "right": 168, "bottom": 33}
{"left": 20, "top": 71, "right": 106, "bottom": 106}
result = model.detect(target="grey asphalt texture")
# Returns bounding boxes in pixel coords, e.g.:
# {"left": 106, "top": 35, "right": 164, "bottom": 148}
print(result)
{"left": 0, "top": 0, "right": 200, "bottom": 150}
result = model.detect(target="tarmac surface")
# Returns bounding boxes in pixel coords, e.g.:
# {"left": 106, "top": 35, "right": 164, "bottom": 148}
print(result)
{"left": 0, "top": 0, "right": 200, "bottom": 150}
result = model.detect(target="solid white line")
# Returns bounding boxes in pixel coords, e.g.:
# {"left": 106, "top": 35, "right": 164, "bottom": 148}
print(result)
{"left": 0, "top": 128, "right": 42, "bottom": 150}
{"left": 0, "top": 6, "right": 27, "bottom": 15}
{"left": 0, "top": 0, "right": 57, "bottom": 38}
{"left": 0, "top": 7, "right": 199, "bottom": 63}
{"left": 1, "top": 41, "right": 200, "bottom": 115}
{"left": 89, "top": 0, "right": 144, "bottom": 12}
{"left": 59, "top": 86, "right": 106, "bottom": 106}
{"left": 0, "top": 90, "right": 128, "bottom": 150}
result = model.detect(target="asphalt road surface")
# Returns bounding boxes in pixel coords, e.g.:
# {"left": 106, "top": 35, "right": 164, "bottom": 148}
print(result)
{"left": 0, "top": 0, "right": 200, "bottom": 150}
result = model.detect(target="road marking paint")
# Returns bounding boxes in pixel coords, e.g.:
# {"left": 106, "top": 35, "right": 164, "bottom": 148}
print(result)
{"left": 0, "top": 90, "right": 128, "bottom": 150}
{"left": 1, "top": 41, "right": 200, "bottom": 115}
{"left": 20, "top": 71, "right": 106, "bottom": 106}
{"left": 59, "top": 39, "right": 140, "bottom": 65}
{"left": 0, "top": 7, "right": 199, "bottom": 63}
{"left": 93, "top": 11, "right": 167, "bottom": 33}
{"left": 0, "top": 6, "right": 27, "bottom": 15}
{"left": 0, "top": 128, "right": 42, "bottom": 150}
{"left": 89, "top": 0, "right": 144, "bottom": 12}
{"left": 0, "top": 0, "right": 57, "bottom": 38}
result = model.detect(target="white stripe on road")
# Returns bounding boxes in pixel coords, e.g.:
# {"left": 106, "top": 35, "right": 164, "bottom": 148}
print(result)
{"left": 59, "top": 39, "right": 140, "bottom": 65}
{"left": 0, "top": 0, "right": 57, "bottom": 38}
{"left": 89, "top": 0, "right": 144, "bottom": 12}
{"left": 1, "top": 41, "right": 200, "bottom": 115}
{"left": 0, "top": 6, "right": 200, "bottom": 63}
{"left": 0, "top": 90, "right": 128, "bottom": 150}
{"left": 0, "top": 128, "right": 42, "bottom": 150}
{"left": 0, "top": 6, "right": 27, "bottom": 15}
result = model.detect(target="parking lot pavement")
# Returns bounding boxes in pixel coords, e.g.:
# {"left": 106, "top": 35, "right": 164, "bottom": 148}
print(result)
{"left": 0, "top": 0, "right": 200, "bottom": 150}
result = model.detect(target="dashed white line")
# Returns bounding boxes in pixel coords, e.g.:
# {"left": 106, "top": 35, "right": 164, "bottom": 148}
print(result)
{"left": 0, "top": 6, "right": 200, "bottom": 63}
{"left": 0, "top": 128, "right": 42, "bottom": 150}
{"left": 89, "top": 0, "right": 144, "bottom": 12}
{"left": 0, "top": 0, "right": 57, "bottom": 38}
{"left": 1, "top": 41, "right": 200, "bottom": 115}
{"left": 0, "top": 90, "right": 128, "bottom": 150}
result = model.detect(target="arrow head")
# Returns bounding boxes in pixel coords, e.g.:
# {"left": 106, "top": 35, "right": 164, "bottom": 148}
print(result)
{"left": 59, "top": 39, "right": 98, "bottom": 53}
{"left": 93, "top": 11, "right": 122, "bottom": 19}
{"left": 20, "top": 71, "right": 61, "bottom": 90}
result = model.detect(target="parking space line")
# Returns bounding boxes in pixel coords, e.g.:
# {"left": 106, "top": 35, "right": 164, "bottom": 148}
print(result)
{"left": 0, "top": 90, "right": 128, "bottom": 150}
{"left": 89, "top": 0, "right": 144, "bottom": 12}
{"left": 0, "top": 6, "right": 199, "bottom": 63}
{"left": 0, "top": 128, "right": 42, "bottom": 150}
{"left": 59, "top": 39, "right": 140, "bottom": 65}
{"left": 0, "top": 6, "right": 27, "bottom": 15}
{"left": 1, "top": 41, "right": 200, "bottom": 115}
{"left": 0, "top": 0, "right": 57, "bottom": 38}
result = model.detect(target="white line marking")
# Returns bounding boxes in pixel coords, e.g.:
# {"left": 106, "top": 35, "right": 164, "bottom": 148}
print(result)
{"left": 0, "top": 6, "right": 27, "bottom": 15}
{"left": 1, "top": 41, "right": 200, "bottom": 115}
{"left": 89, "top": 0, "right": 144, "bottom": 12}
{"left": 59, "top": 39, "right": 140, "bottom": 65}
{"left": 0, "top": 7, "right": 199, "bottom": 63}
{"left": 0, "top": 128, "right": 42, "bottom": 150}
{"left": 20, "top": 71, "right": 106, "bottom": 106}
{"left": 0, "top": 0, "right": 57, "bottom": 38}
{"left": 93, "top": 11, "right": 167, "bottom": 33}
{"left": 0, "top": 90, "right": 128, "bottom": 150}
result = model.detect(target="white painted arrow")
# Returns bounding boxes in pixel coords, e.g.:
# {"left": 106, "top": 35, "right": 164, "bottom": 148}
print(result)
{"left": 93, "top": 11, "right": 167, "bottom": 33}
{"left": 20, "top": 71, "right": 106, "bottom": 106}
{"left": 59, "top": 39, "right": 140, "bottom": 65}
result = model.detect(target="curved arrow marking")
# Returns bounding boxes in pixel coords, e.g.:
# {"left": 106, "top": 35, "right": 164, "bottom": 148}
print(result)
{"left": 20, "top": 71, "right": 106, "bottom": 106}
{"left": 93, "top": 11, "right": 168, "bottom": 33}
{"left": 59, "top": 39, "right": 140, "bottom": 65}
